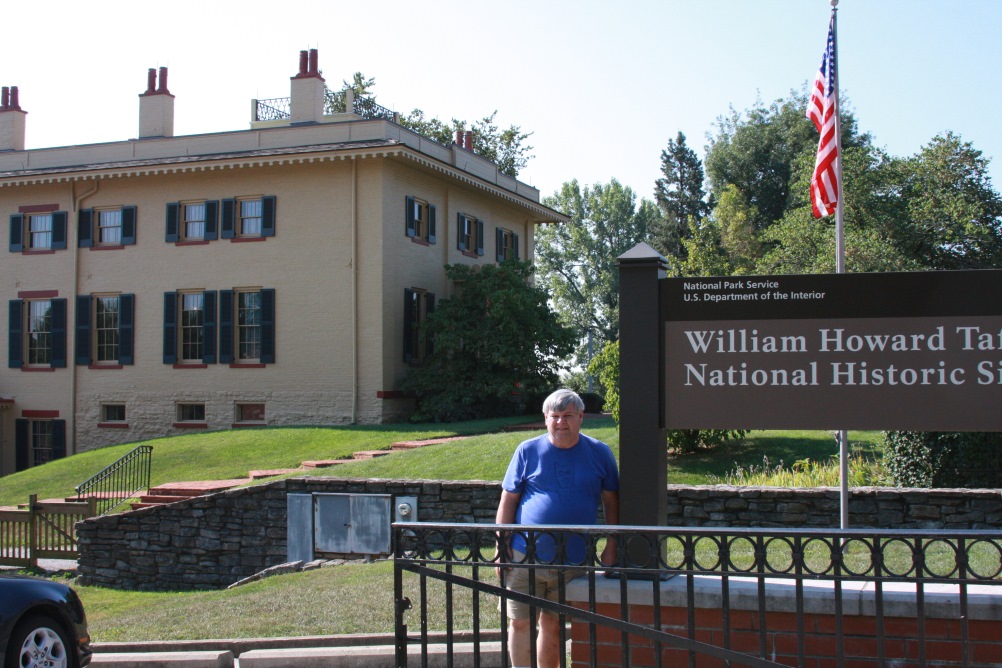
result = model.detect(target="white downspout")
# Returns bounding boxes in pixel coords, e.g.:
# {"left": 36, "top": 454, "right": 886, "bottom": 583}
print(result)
{"left": 70, "top": 179, "right": 99, "bottom": 454}
{"left": 351, "top": 158, "right": 359, "bottom": 423}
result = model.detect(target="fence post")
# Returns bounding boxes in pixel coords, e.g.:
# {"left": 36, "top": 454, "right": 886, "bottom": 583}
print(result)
{"left": 27, "top": 494, "right": 38, "bottom": 569}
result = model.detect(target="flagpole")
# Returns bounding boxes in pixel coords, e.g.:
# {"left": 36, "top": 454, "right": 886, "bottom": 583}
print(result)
{"left": 828, "top": 0, "right": 850, "bottom": 531}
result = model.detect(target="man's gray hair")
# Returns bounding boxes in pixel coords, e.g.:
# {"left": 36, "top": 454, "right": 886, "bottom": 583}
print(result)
{"left": 542, "top": 388, "right": 585, "bottom": 415}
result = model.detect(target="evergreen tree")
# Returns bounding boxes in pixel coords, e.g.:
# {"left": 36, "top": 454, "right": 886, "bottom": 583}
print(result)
{"left": 651, "top": 131, "right": 711, "bottom": 260}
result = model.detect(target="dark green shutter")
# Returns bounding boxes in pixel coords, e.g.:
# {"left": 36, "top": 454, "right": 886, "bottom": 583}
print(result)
{"left": 166, "top": 203, "right": 180, "bottom": 242}
{"left": 428, "top": 205, "right": 437, "bottom": 244}
{"left": 513, "top": 233, "right": 520, "bottom": 260}
{"left": 476, "top": 219, "right": 485, "bottom": 256}
{"left": 261, "top": 288, "right": 275, "bottom": 364}
{"left": 204, "top": 201, "right": 219, "bottom": 240}
{"left": 456, "top": 214, "right": 466, "bottom": 251}
{"left": 425, "top": 293, "right": 435, "bottom": 358}
{"left": 51, "top": 299, "right": 67, "bottom": 368}
{"left": 221, "top": 199, "right": 236, "bottom": 239}
{"left": 119, "top": 294, "right": 135, "bottom": 365}
{"left": 75, "top": 295, "right": 92, "bottom": 365}
{"left": 405, "top": 197, "right": 416, "bottom": 238}
{"left": 8, "top": 300, "right": 23, "bottom": 368}
{"left": 15, "top": 419, "right": 29, "bottom": 471}
{"left": 51, "top": 212, "right": 68, "bottom": 250}
{"left": 262, "top": 196, "right": 276, "bottom": 237}
{"left": 52, "top": 420, "right": 67, "bottom": 460}
{"left": 219, "top": 289, "right": 234, "bottom": 363}
{"left": 403, "top": 289, "right": 415, "bottom": 362}
{"left": 163, "top": 292, "right": 177, "bottom": 364}
{"left": 496, "top": 228, "right": 504, "bottom": 262}
{"left": 203, "top": 290, "right": 217, "bottom": 364}
{"left": 122, "top": 206, "right": 137, "bottom": 245}
{"left": 78, "top": 210, "right": 94, "bottom": 248}
{"left": 9, "top": 213, "right": 23, "bottom": 252}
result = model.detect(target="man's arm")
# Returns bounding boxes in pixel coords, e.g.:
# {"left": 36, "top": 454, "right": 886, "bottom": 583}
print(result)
{"left": 600, "top": 489, "right": 620, "bottom": 566}
{"left": 495, "top": 490, "right": 521, "bottom": 577}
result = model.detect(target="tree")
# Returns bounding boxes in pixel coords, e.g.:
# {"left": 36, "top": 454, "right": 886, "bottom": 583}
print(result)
{"left": 400, "top": 261, "right": 575, "bottom": 422}
{"left": 651, "top": 131, "right": 711, "bottom": 260}
{"left": 535, "top": 180, "right": 657, "bottom": 365}
{"left": 323, "top": 73, "right": 533, "bottom": 178}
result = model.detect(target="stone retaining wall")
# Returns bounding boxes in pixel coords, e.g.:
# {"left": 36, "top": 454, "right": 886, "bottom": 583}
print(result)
{"left": 76, "top": 479, "right": 1002, "bottom": 591}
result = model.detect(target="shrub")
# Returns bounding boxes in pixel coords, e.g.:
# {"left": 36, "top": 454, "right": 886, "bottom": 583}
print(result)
{"left": 883, "top": 431, "right": 1002, "bottom": 488}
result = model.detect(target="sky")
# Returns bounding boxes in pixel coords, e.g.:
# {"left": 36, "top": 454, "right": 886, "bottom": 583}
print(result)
{"left": 3, "top": 0, "right": 1000, "bottom": 204}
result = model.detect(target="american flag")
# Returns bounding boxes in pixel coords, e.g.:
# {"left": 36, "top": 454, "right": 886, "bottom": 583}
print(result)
{"left": 807, "top": 15, "right": 840, "bottom": 218}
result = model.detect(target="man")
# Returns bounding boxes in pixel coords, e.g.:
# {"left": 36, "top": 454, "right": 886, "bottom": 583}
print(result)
{"left": 495, "top": 388, "right": 620, "bottom": 668}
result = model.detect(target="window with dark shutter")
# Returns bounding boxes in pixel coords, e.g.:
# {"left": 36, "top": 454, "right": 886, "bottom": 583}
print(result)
{"left": 8, "top": 299, "right": 23, "bottom": 368}
{"left": 78, "top": 210, "right": 94, "bottom": 248}
{"left": 75, "top": 295, "right": 92, "bottom": 365}
{"left": 119, "top": 294, "right": 135, "bottom": 365}
{"left": 9, "top": 213, "right": 23, "bottom": 252}
{"left": 163, "top": 292, "right": 178, "bottom": 364}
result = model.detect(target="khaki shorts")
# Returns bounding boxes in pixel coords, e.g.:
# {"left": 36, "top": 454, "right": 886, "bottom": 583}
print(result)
{"left": 499, "top": 550, "right": 585, "bottom": 620}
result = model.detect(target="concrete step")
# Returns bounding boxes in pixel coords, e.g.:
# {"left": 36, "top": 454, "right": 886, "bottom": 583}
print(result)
{"left": 301, "top": 459, "right": 354, "bottom": 468}
{"left": 349, "top": 450, "right": 392, "bottom": 460}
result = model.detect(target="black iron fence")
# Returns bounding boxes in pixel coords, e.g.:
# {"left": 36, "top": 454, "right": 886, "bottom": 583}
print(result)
{"left": 393, "top": 522, "right": 1002, "bottom": 667}
{"left": 75, "top": 445, "right": 152, "bottom": 516}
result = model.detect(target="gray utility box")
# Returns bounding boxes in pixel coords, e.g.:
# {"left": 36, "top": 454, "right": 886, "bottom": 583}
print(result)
{"left": 287, "top": 493, "right": 417, "bottom": 562}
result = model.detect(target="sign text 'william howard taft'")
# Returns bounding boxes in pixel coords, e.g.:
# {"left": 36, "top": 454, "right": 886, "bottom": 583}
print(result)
{"left": 663, "top": 270, "right": 1002, "bottom": 431}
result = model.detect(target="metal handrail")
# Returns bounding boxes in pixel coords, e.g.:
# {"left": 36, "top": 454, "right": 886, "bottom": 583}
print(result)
{"left": 75, "top": 445, "right": 152, "bottom": 515}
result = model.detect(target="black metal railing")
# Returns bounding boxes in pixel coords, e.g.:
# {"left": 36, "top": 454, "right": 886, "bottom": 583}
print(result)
{"left": 254, "top": 96, "right": 292, "bottom": 122}
{"left": 255, "top": 91, "right": 397, "bottom": 123}
{"left": 393, "top": 522, "right": 1002, "bottom": 667}
{"left": 75, "top": 445, "right": 152, "bottom": 515}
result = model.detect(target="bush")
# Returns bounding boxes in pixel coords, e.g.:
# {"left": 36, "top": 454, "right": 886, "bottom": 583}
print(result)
{"left": 883, "top": 431, "right": 1002, "bottom": 488}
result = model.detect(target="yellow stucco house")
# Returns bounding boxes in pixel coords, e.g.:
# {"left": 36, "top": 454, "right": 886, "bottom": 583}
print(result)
{"left": 0, "top": 50, "right": 566, "bottom": 475}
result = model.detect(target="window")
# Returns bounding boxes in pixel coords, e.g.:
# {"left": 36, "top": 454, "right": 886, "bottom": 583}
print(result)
{"left": 165, "top": 201, "right": 218, "bottom": 243}
{"left": 78, "top": 206, "right": 137, "bottom": 248}
{"left": 176, "top": 403, "right": 206, "bottom": 422}
{"left": 181, "top": 293, "right": 205, "bottom": 361}
{"left": 403, "top": 288, "right": 435, "bottom": 363}
{"left": 14, "top": 418, "right": 66, "bottom": 471}
{"left": 219, "top": 288, "right": 274, "bottom": 365}
{"left": 496, "top": 227, "right": 520, "bottom": 262}
{"left": 456, "top": 213, "right": 484, "bottom": 257}
{"left": 236, "top": 403, "right": 265, "bottom": 423}
{"left": 101, "top": 404, "right": 126, "bottom": 423}
{"left": 75, "top": 294, "right": 134, "bottom": 366}
{"left": 221, "top": 196, "right": 276, "bottom": 239}
{"left": 8, "top": 298, "right": 67, "bottom": 369}
{"left": 27, "top": 300, "right": 52, "bottom": 365}
{"left": 405, "top": 196, "right": 437, "bottom": 244}
{"left": 163, "top": 290, "right": 217, "bottom": 365}
{"left": 9, "top": 211, "right": 68, "bottom": 252}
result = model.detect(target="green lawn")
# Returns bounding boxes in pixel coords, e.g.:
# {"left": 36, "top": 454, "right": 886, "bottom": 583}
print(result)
{"left": 2, "top": 419, "right": 889, "bottom": 642}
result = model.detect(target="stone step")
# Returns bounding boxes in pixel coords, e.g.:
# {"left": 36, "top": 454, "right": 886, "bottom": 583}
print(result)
{"left": 349, "top": 450, "right": 392, "bottom": 460}
{"left": 301, "top": 459, "right": 354, "bottom": 469}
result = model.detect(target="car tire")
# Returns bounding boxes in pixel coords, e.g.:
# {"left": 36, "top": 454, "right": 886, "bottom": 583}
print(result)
{"left": 6, "top": 614, "right": 73, "bottom": 668}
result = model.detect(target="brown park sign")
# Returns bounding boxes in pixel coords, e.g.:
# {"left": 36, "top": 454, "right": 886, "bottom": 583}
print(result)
{"left": 663, "top": 269, "right": 1002, "bottom": 431}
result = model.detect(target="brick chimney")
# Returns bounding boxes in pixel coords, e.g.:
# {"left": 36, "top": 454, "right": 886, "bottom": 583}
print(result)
{"left": 0, "top": 86, "right": 27, "bottom": 151}
{"left": 138, "top": 67, "right": 175, "bottom": 138}
{"left": 290, "top": 49, "right": 325, "bottom": 124}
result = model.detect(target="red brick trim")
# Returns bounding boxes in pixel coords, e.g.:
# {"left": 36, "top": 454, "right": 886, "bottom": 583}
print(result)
{"left": 173, "top": 422, "right": 208, "bottom": 429}
{"left": 22, "top": 409, "right": 59, "bottom": 418}
{"left": 173, "top": 363, "right": 208, "bottom": 369}
{"left": 17, "top": 290, "right": 58, "bottom": 298}
{"left": 98, "top": 422, "right": 129, "bottom": 429}
{"left": 22, "top": 249, "right": 56, "bottom": 255}
{"left": 88, "top": 364, "right": 124, "bottom": 370}
{"left": 377, "top": 390, "right": 406, "bottom": 399}
{"left": 175, "top": 240, "right": 210, "bottom": 246}
{"left": 20, "top": 366, "right": 55, "bottom": 372}
{"left": 230, "top": 237, "right": 266, "bottom": 243}
{"left": 19, "top": 204, "right": 59, "bottom": 214}
{"left": 90, "top": 245, "right": 125, "bottom": 251}
{"left": 232, "top": 422, "right": 267, "bottom": 428}
{"left": 229, "top": 363, "right": 265, "bottom": 369}
{"left": 410, "top": 237, "right": 430, "bottom": 247}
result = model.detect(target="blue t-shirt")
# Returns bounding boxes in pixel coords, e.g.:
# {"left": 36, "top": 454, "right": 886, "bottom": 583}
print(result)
{"left": 502, "top": 432, "right": 619, "bottom": 564}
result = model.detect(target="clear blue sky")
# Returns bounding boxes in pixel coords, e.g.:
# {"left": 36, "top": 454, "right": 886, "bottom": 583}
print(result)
{"left": 3, "top": 0, "right": 999, "bottom": 204}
